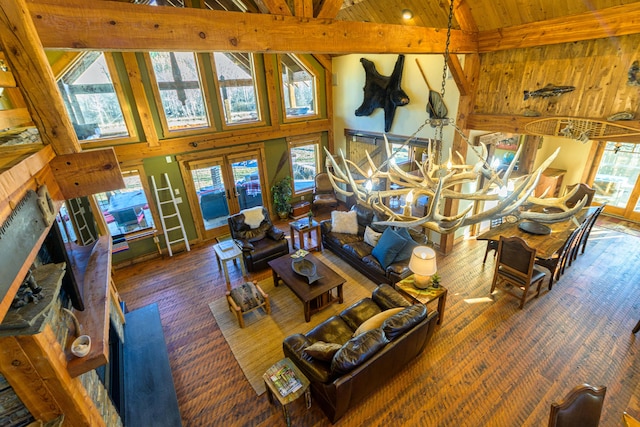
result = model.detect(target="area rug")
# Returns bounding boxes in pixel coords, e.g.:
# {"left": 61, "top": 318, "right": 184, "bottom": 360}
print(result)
{"left": 208, "top": 251, "right": 376, "bottom": 395}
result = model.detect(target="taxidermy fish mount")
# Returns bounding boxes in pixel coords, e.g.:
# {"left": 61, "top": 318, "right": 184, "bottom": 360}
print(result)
{"left": 524, "top": 84, "right": 575, "bottom": 100}
{"left": 355, "top": 54, "right": 409, "bottom": 132}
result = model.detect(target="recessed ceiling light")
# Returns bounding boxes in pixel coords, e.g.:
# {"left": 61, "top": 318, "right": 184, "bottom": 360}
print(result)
{"left": 402, "top": 9, "right": 413, "bottom": 20}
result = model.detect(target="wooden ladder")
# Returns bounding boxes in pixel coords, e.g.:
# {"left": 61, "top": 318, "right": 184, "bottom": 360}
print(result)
{"left": 150, "top": 173, "right": 190, "bottom": 257}
{"left": 66, "top": 197, "right": 96, "bottom": 245}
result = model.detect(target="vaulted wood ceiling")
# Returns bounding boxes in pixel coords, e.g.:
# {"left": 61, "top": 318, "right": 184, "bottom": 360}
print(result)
{"left": 183, "top": 0, "right": 640, "bottom": 32}
{"left": 78, "top": 0, "right": 639, "bottom": 56}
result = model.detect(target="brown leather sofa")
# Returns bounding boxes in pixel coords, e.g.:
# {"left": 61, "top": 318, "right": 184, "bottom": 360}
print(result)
{"left": 320, "top": 204, "right": 423, "bottom": 286}
{"left": 283, "top": 284, "right": 439, "bottom": 423}
{"left": 228, "top": 207, "right": 289, "bottom": 272}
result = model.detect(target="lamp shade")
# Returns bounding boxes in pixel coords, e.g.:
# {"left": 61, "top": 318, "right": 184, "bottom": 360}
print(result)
{"left": 409, "top": 246, "right": 437, "bottom": 276}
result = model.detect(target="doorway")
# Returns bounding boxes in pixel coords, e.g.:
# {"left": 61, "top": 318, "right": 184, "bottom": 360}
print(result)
{"left": 180, "top": 148, "right": 267, "bottom": 241}
{"left": 592, "top": 142, "right": 640, "bottom": 222}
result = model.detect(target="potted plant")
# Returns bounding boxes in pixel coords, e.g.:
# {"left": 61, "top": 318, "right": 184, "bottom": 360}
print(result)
{"left": 431, "top": 272, "right": 441, "bottom": 288}
{"left": 271, "top": 176, "right": 292, "bottom": 219}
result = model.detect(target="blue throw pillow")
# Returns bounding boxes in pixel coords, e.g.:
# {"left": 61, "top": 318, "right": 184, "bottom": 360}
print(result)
{"left": 393, "top": 227, "right": 419, "bottom": 262}
{"left": 371, "top": 228, "right": 408, "bottom": 269}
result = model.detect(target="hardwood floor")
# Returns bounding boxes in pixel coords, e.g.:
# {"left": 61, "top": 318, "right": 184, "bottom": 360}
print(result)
{"left": 113, "top": 215, "right": 640, "bottom": 426}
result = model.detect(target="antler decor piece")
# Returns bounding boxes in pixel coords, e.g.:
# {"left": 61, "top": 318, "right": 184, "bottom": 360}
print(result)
{"left": 324, "top": 130, "right": 587, "bottom": 235}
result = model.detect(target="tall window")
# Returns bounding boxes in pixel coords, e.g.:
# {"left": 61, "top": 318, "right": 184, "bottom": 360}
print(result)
{"left": 280, "top": 54, "right": 317, "bottom": 120}
{"left": 289, "top": 135, "right": 320, "bottom": 195}
{"left": 148, "top": 52, "right": 210, "bottom": 133}
{"left": 212, "top": 52, "right": 261, "bottom": 125}
{"left": 593, "top": 142, "right": 640, "bottom": 213}
{"left": 390, "top": 143, "right": 410, "bottom": 165}
{"left": 57, "top": 52, "right": 131, "bottom": 141}
{"left": 95, "top": 170, "right": 155, "bottom": 236}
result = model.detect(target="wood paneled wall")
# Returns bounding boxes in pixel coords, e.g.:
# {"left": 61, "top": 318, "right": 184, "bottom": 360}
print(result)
{"left": 475, "top": 34, "right": 640, "bottom": 119}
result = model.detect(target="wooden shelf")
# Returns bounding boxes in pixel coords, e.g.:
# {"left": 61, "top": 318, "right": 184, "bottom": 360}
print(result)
{"left": 66, "top": 235, "right": 112, "bottom": 378}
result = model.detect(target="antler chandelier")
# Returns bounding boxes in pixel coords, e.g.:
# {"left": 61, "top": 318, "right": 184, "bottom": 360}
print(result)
{"left": 324, "top": 0, "right": 587, "bottom": 235}
{"left": 324, "top": 132, "right": 587, "bottom": 234}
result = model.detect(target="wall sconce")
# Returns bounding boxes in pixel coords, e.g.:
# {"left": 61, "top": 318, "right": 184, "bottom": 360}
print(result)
{"left": 402, "top": 9, "right": 413, "bottom": 20}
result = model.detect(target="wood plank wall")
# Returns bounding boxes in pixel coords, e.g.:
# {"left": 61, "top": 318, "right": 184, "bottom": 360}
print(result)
{"left": 475, "top": 33, "right": 640, "bottom": 119}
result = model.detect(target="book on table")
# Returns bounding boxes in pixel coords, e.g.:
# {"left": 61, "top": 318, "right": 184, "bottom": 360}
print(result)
{"left": 269, "top": 366, "right": 302, "bottom": 396}
{"left": 218, "top": 240, "right": 235, "bottom": 251}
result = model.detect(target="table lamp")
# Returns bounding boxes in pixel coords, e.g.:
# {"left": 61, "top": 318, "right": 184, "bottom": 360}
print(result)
{"left": 408, "top": 246, "right": 437, "bottom": 289}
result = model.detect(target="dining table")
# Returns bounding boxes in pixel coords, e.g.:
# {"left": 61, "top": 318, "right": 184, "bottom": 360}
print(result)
{"left": 476, "top": 207, "right": 596, "bottom": 260}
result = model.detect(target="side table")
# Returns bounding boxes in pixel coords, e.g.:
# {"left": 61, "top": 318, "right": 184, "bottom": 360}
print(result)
{"left": 213, "top": 240, "right": 246, "bottom": 290}
{"left": 289, "top": 218, "right": 322, "bottom": 252}
{"left": 395, "top": 275, "right": 447, "bottom": 325}
{"left": 263, "top": 357, "right": 311, "bottom": 427}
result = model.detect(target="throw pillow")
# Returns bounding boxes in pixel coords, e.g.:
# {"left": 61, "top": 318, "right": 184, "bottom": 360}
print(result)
{"left": 371, "top": 228, "right": 408, "bottom": 269}
{"left": 363, "top": 226, "right": 382, "bottom": 247}
{"left": 382, "top": 304, "right": 428, "bottom": 341}
{"left": 304, "top": 341, "right": 343, "bottom": 362}
{"left": 331, "top": 210, "right": 358, "bottom": 234}
{"left": 393, "top": 227, "right": 420, "bottom": 262}
{"left": 353, "top": 307, "right": 404, "bottom": 337}
{"left": 330, "top": 329, "right": 388, "bottom": 375}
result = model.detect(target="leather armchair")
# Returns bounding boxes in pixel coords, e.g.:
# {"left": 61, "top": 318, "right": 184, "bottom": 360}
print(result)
{"left": 228, "top": 207, "right": 289, "bottom": 272}
{"left": 312, "top": 172, "right": 338, "bottom": 212}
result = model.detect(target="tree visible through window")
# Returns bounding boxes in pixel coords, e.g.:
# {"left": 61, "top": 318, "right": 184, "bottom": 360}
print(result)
{"left": 57, "top": 52, "right": 129, "bottom": 141}
{"left": 213, "top": 52, "right": 261, "bottom": 125}
{"left": 289, "top": 137, "right": 319, "bottom": 194}
{"left": 280, "top": 54, "right": 317, "bottom": 119}
{"left": 149, "top": 52, "right": 209, "bottom": 131}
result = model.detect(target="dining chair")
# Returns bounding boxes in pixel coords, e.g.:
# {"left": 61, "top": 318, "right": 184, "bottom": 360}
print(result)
{"left": 534, "top": 227, "right": 577, "bottom": 291}
{"left": 633, "top": 319, "right": 640, "bottom": 334}
{"left": 490, "top": 236, "right": 547, "bottom": 309}
{"left": 578, "top": 204, "right": 605, "bottom": 255}
{"left": 565, "top": 183, "right": 596, "bottom": 208}
{"left": 548, "top": 383, "right": 607, "bottom": 427}
{"left": 482, "top": 217, "right": 503, "bottom": 264}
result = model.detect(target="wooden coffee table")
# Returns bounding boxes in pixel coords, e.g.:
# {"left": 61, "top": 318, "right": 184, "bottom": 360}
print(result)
{"left": 268, "top": 253, "right": 346, "bottom": 322}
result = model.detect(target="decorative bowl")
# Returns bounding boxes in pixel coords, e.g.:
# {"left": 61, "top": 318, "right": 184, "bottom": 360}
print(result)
{"left": 292, "top": 258, "right": 322, "bottom": 284}
{"left": 71, "top": 335, "right": 91, "bottom": 358}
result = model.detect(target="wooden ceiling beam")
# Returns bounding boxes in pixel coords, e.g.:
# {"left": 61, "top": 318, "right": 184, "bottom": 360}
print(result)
{"left": 1, "top": 0, "right": 81, "bottom": 155}
{"left": 447, "top": 54, "right": 470, "bottom": 97}
{"left": 478, "top": 3, "right": 640, "bottom": 52}
{"left": 253, "top": 0, "right": 291, "bottom": 15}
{"left": 27, "top": 0, "right": 478, "bottom": 54}
{"left": 293, "top": 0, "right": 313, "bottom": 17}
{"left": 453, "top": 0, "right": 478, "bottom": 33}
{"left": 315, "top": 0, "right": 342, "bottom": 19}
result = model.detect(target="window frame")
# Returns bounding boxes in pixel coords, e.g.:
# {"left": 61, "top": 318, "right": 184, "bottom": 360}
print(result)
{"left": 145, "top": 51, "right": 215, "bottom": 137}
{"left": 288, "top": 134, "right": 321, "bottom": 197}
{"left": 93, "top": 163, "right": 160, "bottom": 239}
{"left": 210, "top": 52, "right": 266, "bottom": 129}
{"left": 389, "top": 143, "right": 412, "bottom": 166}
{"left": 277, "top": 54, "right": 320, "bottom": 123}
{"left": 56, "top": 51, "right": 139, "bottom": 146}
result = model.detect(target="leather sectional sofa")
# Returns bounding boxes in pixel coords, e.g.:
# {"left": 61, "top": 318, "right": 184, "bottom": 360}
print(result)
{"left": 283, "top": 284, "right": 439, "bottom": 423}
{"left": 320, "top": 204, "right": 424, "bottom": 286}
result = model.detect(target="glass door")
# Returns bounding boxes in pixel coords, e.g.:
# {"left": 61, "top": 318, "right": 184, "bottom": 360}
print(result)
{"left": 593, "top": 142, "right": 640, "bottom": 221}
{"left": 229, "top": 154, "right": 264, "bottom": 211}
{"left": 183, "top": 150, "right": 267, "bottom": 241}
{"left": 190, "top": 159, "right": 230, "bottom": 234}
